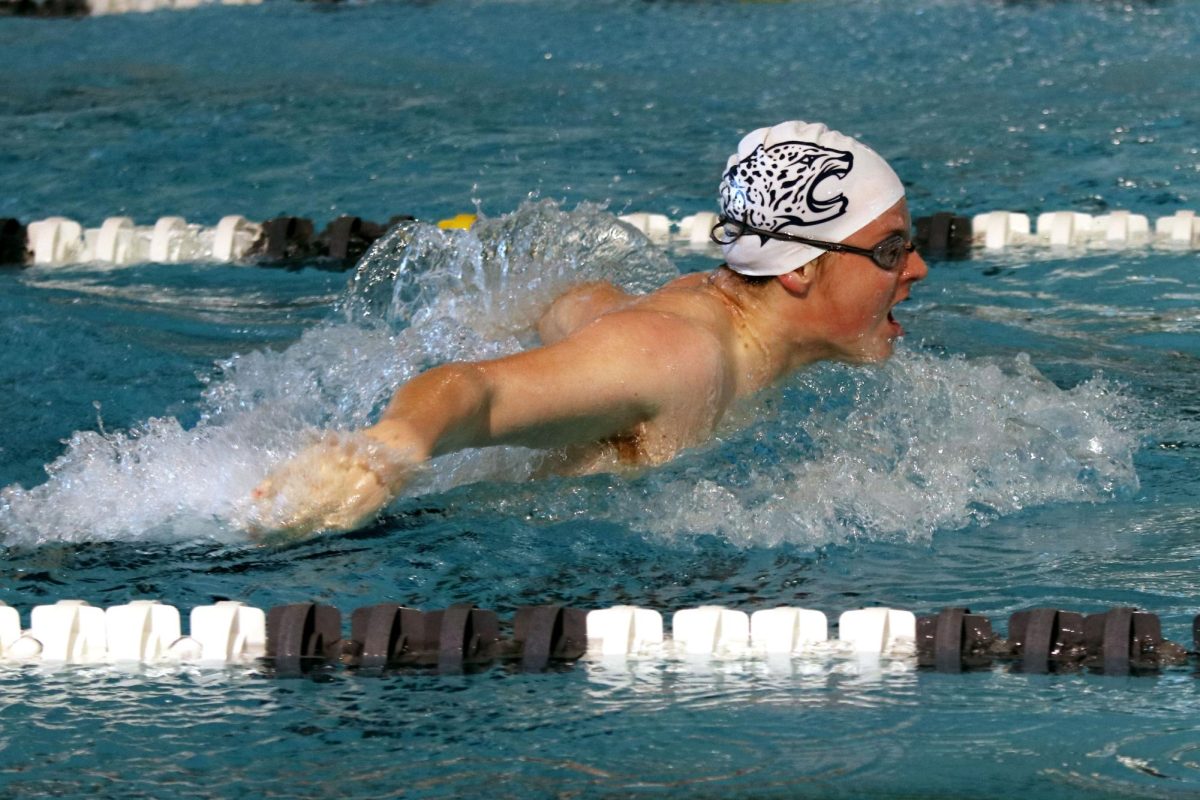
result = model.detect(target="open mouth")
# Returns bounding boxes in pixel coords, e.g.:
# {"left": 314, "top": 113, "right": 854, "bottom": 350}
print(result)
{"left": 887, "top": 294, "right": 911, "bottom": 327}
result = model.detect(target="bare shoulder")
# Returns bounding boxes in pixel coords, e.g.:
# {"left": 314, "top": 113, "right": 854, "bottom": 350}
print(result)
{"left": 488, "top": 271, "right": 742, "bottom": 410}
{"left": 493, "top": 287, "right": 736, "bottom": 404}
{"left": 538, "top": 271, "right": 716, "bottom": 346}
{"left": 469, "top": 278, "right": 740, "bottom": 457}
{"left": 538, "top": 281, "right": 633, "bottom": 345}
{"left": 569, "top": 288, "right": 737, "bottom": 395}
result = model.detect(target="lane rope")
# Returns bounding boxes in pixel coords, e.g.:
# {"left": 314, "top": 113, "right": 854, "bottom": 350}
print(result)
{"left": 2, "top": 209, "right": 1196, "bottom": 271}
{"left": 1, "top": 598, "right": 1194, "bottom": 677}
{"left": 0, "top": 0, "right": 258, "bottom": 18}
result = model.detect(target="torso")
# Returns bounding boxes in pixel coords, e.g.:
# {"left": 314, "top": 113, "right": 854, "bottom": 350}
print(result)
{"left": 534, "top": 272, "right": 752, "bottom": 476}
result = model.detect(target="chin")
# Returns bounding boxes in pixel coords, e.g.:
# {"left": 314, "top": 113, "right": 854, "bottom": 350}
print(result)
{"left": 835, "top": 343, "right": 893, "bottom": 365}
{"left": 864, "top": 347, "right": 895, "bottom": 363}
{"left": 850, "top": 336, "right": 897, "bottom": 364}
{"left": 830, "top": 324, "right": 902, "bottom": 364}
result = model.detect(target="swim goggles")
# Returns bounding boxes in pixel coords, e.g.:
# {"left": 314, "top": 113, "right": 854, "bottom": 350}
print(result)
{"left": 710, "top": 217, "right": 915, "bottom": 272}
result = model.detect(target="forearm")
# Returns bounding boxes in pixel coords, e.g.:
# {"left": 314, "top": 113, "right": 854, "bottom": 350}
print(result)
{"left": 364, "top": 363, "right": 494, "bottom": 460}
{"left": 250, "top": 363, "right": 497, "bottom": 538}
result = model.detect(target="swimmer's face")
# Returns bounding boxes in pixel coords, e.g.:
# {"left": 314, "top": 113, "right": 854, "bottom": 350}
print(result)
{"left": 804, "top": 199, "right": 928, "bottom": 362}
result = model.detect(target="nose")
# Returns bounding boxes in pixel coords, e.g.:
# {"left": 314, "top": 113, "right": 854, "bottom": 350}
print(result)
{"left": 904, "top": 248, "right": 929, "bottom": 283}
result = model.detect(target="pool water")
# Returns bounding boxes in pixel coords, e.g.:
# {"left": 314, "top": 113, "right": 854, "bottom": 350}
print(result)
{"left": 2, "top": 1, "right": 1200, "bottom": 797}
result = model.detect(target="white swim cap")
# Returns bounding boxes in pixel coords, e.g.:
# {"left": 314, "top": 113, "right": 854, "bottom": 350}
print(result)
{"left": 718, "top": 121, "right": 905, "bottom": 276}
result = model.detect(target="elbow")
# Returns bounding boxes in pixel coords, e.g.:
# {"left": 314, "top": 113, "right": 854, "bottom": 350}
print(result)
{"left": 378, "top": 362, "right": 494, "bottom": 457}
{"left": 429, "top": 363, "right": 495, "bottom": 454}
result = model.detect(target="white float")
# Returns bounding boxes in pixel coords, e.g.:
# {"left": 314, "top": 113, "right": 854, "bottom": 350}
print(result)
{"left": 676, "top": 211, "right": 720, "bottom": 248}
{"left": 750, "top": 607, "right": 828, "bottom": 654}
{"left": 1036, "top": 211, "right": 1093, "bottom": 247}
{"left": 1156, "top": 210, "right": 1199, "bottom": 246}
{"left": 187, "top": 600, "right": 267, "bottom": 663}
{"left": 28, "top": 217, "right": 84, "bottom": 265}
{"left": 586, "top": 605, "right": 664, "bottom": 657}
{"left": 29, "top": 600, "right": 108, "bottom": 663}
{"left": 1093, "top": 210, "right": 1150, "bottom": 246}
{"left": 972, "top": 211, "right": 1031, "bottom": 249}
{"left": 212, "top": 215, "right": 261, "bottom": 262}
{"left": 0, "top": 602, "right": 20, "bottom": 657}
{"left": 149, "top": 216, "right": 194, "bottom": 263}
{"left": 106, "top": 601, "right": 182, "bottom": 662}
{"left": 619, "top": 212, "right": 672, "bottom": 244}
{"left": 838, "top": 608, "right": 916, "bottom": 656}
{"left": 672, "top": 606, "right": 750, "bottom": 657}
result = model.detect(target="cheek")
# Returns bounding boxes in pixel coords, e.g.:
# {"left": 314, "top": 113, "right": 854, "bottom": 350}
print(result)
{"left": 824, "top": 309, "right": 867, "bottom": 339}
{"left": 825, "top": 281, "right": 894, "bottom": 336}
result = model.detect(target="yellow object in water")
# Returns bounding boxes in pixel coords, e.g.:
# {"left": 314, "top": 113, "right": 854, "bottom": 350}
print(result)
{"left": 437, "top": 213, "right": 477, "bottom": 230}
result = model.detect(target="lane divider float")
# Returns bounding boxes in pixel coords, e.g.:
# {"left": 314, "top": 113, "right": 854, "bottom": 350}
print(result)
{"left": 1, "top": 207, "right": 1196, "bottom": 271}
{"left": 0, "top": 599, "right": 1193, "bottom": 677}
{"left": 620, "top": 209, "right": 1200, "bottom": 256}
{"left": 0, "top": 213, "right": 414, "bottom": 271}
{"left": 0, "top": 599, "right": 265, "bottom": 664}
{"left": 0, "top": 0, "right": 258, "bottom": 17}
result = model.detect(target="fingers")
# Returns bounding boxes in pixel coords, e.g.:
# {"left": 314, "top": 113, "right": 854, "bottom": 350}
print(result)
{"left": 250, "top": 479, "right": 274, "bottom": 501}
{"left": 244, "top": 431, "right": 418, "bottom": 541}
{"left": 245, "top": 455, "right": 386, "bottom": 539}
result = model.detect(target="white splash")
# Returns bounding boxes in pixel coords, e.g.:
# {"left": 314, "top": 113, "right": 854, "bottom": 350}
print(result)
{"left": 0, "top": 201, "right": 1143, "bottom": 548}
{"left": 0, "top": 202, "right": 676, "bottom": 545}
{"left": 629, "top": 349, "right": 1142, "bottom": 546}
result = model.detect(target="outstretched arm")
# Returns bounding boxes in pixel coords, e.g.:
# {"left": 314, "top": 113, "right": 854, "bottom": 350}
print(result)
{"left": 248, "top": 309, "right": 718, "bottom": 538}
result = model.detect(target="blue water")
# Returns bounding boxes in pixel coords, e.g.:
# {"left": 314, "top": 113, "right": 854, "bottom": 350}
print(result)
{"left": 2, "top": 1, "right": 1200, "bottom": 798}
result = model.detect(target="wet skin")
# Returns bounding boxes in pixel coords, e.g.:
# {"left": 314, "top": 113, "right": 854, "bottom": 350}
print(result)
{"left": 249, "top": 199, "right": 927, "bottom": 537}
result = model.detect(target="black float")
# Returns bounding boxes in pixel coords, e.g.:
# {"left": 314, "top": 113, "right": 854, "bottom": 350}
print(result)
{"left": 513, "top": 605, "right": 588, "bottom": 672}
{"left": 1008, "top": 608, "right": 1086, "bottom": 673}
{"left": 347, "top": 603, "right": 430, "bottom": 671}
{"left": 916, "top": 607, "right": 997, "bottom": 672}
{"left": 249, "top": 216, "right": 318, "bottom": 263}
{"left": 1082, "top": 607, "right": 1178, "bottom": 675}
{"left": 0, "top": 0, "right": 88, "bottom": 16}
{"left": 431, "top": 604, "right": 503, "bottom": 672}
{"left": 317, "top": 216, "right": 385, "bottom": 264}
{"left": 906, "top": 606, "right": 1193, "bottom": 675}
{"left": 914, "top": 212, "right": 973, "bottom": 260}
{"left": 0, "top": 219, "right": 27, "bottom": 266}
{"left": 266, "top": 602, "right": 343, "bottom": 676}
{"left": 315, "top": 214, "right": 413, "bottom": 265}
{"left": 272, "top": 603, "right": 587, "bottom": 675}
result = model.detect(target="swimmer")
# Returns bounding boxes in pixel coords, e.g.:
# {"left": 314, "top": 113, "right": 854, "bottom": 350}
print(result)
{"left": 248, "top": 121, "right": 929, "bottom": 537}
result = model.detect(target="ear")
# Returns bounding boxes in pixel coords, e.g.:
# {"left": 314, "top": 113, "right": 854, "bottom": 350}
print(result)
{"left": 776, "top": 263, "right": 817, "bottom": 297}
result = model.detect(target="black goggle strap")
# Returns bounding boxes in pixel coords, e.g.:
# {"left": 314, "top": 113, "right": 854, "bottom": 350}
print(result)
{"left": 710, "top": 217, "right": 911, "bottom": 270}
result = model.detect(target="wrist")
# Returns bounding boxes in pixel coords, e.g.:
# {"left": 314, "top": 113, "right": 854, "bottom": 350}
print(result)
{"left": 363, "top": 421, "right": 430, "bottom": 465}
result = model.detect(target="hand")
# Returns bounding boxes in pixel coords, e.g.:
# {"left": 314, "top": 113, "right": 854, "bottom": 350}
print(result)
{"left": 246, "top": 431, "right": 415, "bottom": 541}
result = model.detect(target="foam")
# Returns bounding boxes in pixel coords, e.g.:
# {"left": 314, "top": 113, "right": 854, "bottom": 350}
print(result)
{"left": 0, "top": 201, "right": 1142, "bottom": 548}
{"left": 631, "top": 349, "right": 1142, "bottom": 546}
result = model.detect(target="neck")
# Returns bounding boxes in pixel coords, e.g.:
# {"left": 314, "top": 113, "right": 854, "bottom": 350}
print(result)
{"left": 706, "top": 267, "right": 827, "bottom": 396}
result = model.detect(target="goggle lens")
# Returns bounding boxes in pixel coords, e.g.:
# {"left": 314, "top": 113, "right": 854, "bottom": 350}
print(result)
{"left": 873, "top": 235, "right": 911, "bottom": 271}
